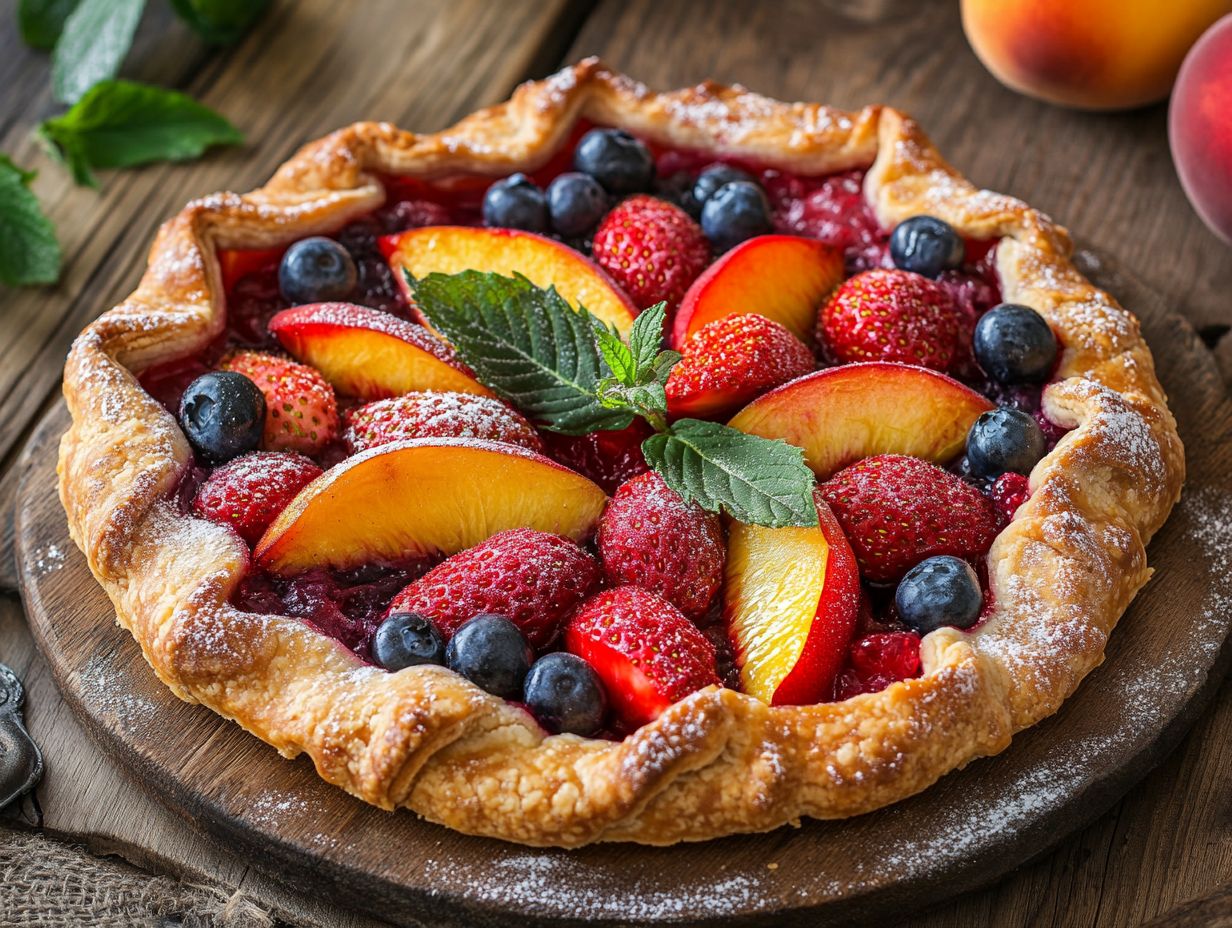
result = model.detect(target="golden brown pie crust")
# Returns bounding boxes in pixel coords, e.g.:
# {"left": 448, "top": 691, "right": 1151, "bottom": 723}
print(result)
{"left": 58, "top": 59, "right": 1184, "bottom": 847}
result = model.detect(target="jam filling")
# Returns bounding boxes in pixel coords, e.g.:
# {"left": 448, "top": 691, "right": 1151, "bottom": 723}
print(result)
{"left": 150, "top": 133, "right": 1068, "bottom": 722}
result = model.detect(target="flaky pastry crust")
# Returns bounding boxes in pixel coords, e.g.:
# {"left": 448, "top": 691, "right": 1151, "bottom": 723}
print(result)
{"left": 58, "top": 59, "right": 1184, "bottom": 847}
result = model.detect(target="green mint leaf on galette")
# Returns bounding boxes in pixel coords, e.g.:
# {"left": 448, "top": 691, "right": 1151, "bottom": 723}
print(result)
{"left": 643, "top": 419, "right": 819, "bottom": 528}
{"left": 407, "top": 270, "right": 632, "bottom": 435}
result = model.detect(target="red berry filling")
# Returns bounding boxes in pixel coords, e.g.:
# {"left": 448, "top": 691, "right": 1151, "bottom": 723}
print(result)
{"left": 145, "top": 131, "right": 1066, "bottom": 725}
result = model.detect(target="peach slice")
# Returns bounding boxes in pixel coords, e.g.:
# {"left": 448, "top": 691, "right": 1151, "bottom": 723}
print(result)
{"left": 268, "top": 303, "right": 494, "bottom": 400}
{"left": 725, "top": 490, "right": 860, "bottom": 705}
{"left": 380, "top": 226, "right": 639, "bottom": 333}
{"left": 670, "top": 235, "right": 843, "bottom": 348}
{"left": 728, "top": 362, "right": 993, "bottom": 479}
{"left": 254, "top": 438, "right": 607, "bottom": 575}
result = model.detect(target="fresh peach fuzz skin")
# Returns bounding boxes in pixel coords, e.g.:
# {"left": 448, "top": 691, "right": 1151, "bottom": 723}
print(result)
{"left": 961, "top": 0, "right": 1232, "bottom": 110}
{"left": 1169, "top": 14, "right": 1232, "bottom": 243}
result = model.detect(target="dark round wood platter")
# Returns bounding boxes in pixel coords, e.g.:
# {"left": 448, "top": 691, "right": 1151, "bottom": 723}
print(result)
{"left": 15, "top": 252, "right": 1232, "bottom": 927}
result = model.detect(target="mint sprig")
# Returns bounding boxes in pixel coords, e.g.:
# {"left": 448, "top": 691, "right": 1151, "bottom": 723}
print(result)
{"left": 409, "top": 270, "right": 818, "bottom": 528}
{"left": 408, "top": 271, "right": 632, "bottom": 435}
{"left": 38, "top": 79, "right": 243, "bottom": 187}
{"left": 0, "top": 156, "right": 61, "bottom": 286}
{"left": 51, "top": 0, "right": 146, "bottom": 104}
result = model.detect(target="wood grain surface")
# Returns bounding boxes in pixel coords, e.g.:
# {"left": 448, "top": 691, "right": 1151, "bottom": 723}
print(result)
{"left": 3, "top": 1, "right": 1232, "bottom": 925}
{"left": 13, "top": 252, "right": 1232, "bottom": 928}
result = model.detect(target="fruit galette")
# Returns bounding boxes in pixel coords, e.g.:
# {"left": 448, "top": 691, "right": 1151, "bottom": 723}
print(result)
{"left": 59, "top": 60, "right": 1183, "bottom": 847}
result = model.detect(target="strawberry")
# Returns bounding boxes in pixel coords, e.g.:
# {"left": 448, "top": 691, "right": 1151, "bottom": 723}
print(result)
{"left": 665, "top": 313, "right": 814, "bottom": 420}
{"left": 345, "top": 392, "right": 542, "bottom": 454}
{"left": 597, "top": 472, "right": 725, "bottom": 618}
{"left": 386, "top": 528, "right": 599, "bottom": 649}
{"left": 564, "top": 585, "right": 719, "bottom": 728}
{"left": 592, "top": 195, "right": 710, "bottom": 311}
{"left": 192, "top": 452, "right": 322, "bottom": 545}
{"left": 540, "top": 419, "right": 652, "bottom": 493}
{"left": 221, "top": 350, "right": 339, "bottom": 455}
{"left": 819, "top": 454, "right": 999, "bottom": 582}
{"left": 818, "top": 268, "right": 964, "bottom": 372}
{"left": 990, "top": 471, "right": 1031, "bottom": 525}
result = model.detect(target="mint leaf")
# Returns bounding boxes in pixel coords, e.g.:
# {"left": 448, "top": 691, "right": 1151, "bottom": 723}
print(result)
{"left": 592, "top": 320, "right": 637, "bottom": 386}
{"left": 19, "top": 0, "right": 81, "bottom": 49}
{"left": 409, "top": 270, "right": 631, "bottom": 435}
{"left": 627, "top": 302, "right": 668, "bottom": 372}
{"left": 170, "top": 0, "right": 269, "bottom": 44}
{"left": 0, "top": 156, "right": 61, "bottom": 286}
{"left": 39, "top": 79, "right": 243, "bottom": 187}
{"left": 51, "top": 0, "right": 145, "bottom": 104}
{"left": 643, "top": 419, "right": 818, "bottom": 528}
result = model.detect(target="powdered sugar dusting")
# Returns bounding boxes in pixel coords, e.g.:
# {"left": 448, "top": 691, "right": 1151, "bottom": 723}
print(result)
{"left": 422, "top": 852, "right": 772, "bottom": 921}
{"left": 79, "top": 650, "right": 158, "bottom": 732}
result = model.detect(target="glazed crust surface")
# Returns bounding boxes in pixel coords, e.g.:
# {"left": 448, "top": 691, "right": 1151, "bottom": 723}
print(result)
{"left": 58, "top": 59, "right": 1184, "bottom": 847}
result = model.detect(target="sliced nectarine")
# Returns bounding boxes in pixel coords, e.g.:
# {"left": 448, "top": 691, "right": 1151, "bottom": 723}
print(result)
{"left": 725, "top": 490, "right": 860, "bottom": 705}
{"left": 254, "top": 438, "right": 607, "bottom": 575}
{"left": 380, "top": 226, "right": 638, "bottom": 333}
{"left": 670, "top": 235, "right": 843, "bottom": 348}
{"left": 268, "top": 303, "right": 494, "bottom": 400}
{"left": 728, "top": 362, "right": 993, "bottom": 479}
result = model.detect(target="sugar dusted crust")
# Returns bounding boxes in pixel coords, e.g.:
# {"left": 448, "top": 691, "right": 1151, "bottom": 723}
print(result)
{"left": 58, "top": 59, "right": 1183, "bottom": 846}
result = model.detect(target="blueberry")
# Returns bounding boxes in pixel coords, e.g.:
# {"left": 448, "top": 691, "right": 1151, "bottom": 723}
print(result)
{"left": 546, "top": 172, "right": 608, "bottom": 237}
{"left": 523, "top": 652, "right": 607, "bottom": 736}
{"left": 973, "top": 303, "right": 1058, "bottom": 384}
{"left": 278, "top": 237, "right": 357, "bottom": 304}
{"left": 573, "top": 128, "right": 655, "bottom": 194}
{"left": 444, "top": 614, "right": 534, "bottom": 699}
{"left": 178, "top": 371, "right": 265, "bottom": 463}
{"left": 372, "top": 612, "right": 445, "bottom": 671}
{"left": 966, "top": 407, "right": 1046, "bottom": 479}
{"left": 482, "top": 173, "right": 548, "bottom": 232}
{"left": 895, "top": 556, "right": 983, "bottom": 633}
{"left": 889, "top": 216, "right": 965, "bottom": 279}
{"left": 700, "top": 181, "right": 773, "bottom": 253}
{"left": 692, "top": 164, "right": 756, "bottom": 207}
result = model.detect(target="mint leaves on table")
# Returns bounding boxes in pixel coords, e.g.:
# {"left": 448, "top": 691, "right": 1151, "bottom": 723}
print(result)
{"left": 39, "top": 79, "right": 243, "bottom": 187}
{"left": 407, "top": 270, "right": 818, "bottom": 528}
{"left": 51, "top": 0, "right": 146, "bottom": 104}
{"left": 18, "top": 0, "right": 81, "bottom": 50}
{"left": 410, "top": 271, "right": 633, "bottom": 435}
{"left": 0, "top": 156, "right": 61, "bottom": 287}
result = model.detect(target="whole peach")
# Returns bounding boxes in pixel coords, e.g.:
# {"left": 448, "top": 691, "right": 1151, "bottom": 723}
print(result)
{"left": 961, "top": 0, "right": 1232, "bottom": 110}
{"left": 1170, "top": 14, "right": 1232, "bottom": 243}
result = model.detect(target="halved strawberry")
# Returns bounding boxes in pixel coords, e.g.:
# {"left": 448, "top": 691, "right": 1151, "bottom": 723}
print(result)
{"left": 564, "top": 585, "right": 719, "bottom": 728}
{"left": 818, "top": 268, "right": 965, "bottom": 372}
{"left": 220, "top": 350, "right": 339, "bottom": 455}
{"left": 192, "top": 451, "right": 322, "bottom": 545}
{"left": 345, "top": 392, "right": 542, "bottom": 454}
{"left": 387, "top": 528, "right": 599, "bottom": 649}
{"left": 819, "top": 454, "right": 999, "bottom": 582}
{"left": 665, "top": 313, "right": 814, "bottom": 420}
{"left": 592, "top": 195, "right": 710, "bottom": 312}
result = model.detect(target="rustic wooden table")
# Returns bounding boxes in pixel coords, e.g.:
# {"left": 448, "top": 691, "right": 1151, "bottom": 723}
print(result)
{"left": 1, "top": 1, "right": 1230, "bottom": 926}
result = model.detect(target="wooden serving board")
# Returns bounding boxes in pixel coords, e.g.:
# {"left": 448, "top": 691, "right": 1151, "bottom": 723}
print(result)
{"left": 15, "top": 254, "right": 1232, "bottom": 927}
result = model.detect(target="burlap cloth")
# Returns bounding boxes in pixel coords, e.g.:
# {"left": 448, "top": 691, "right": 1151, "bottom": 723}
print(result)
{"left": 0, "top": 824, "right": 281, "bottom": 928}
